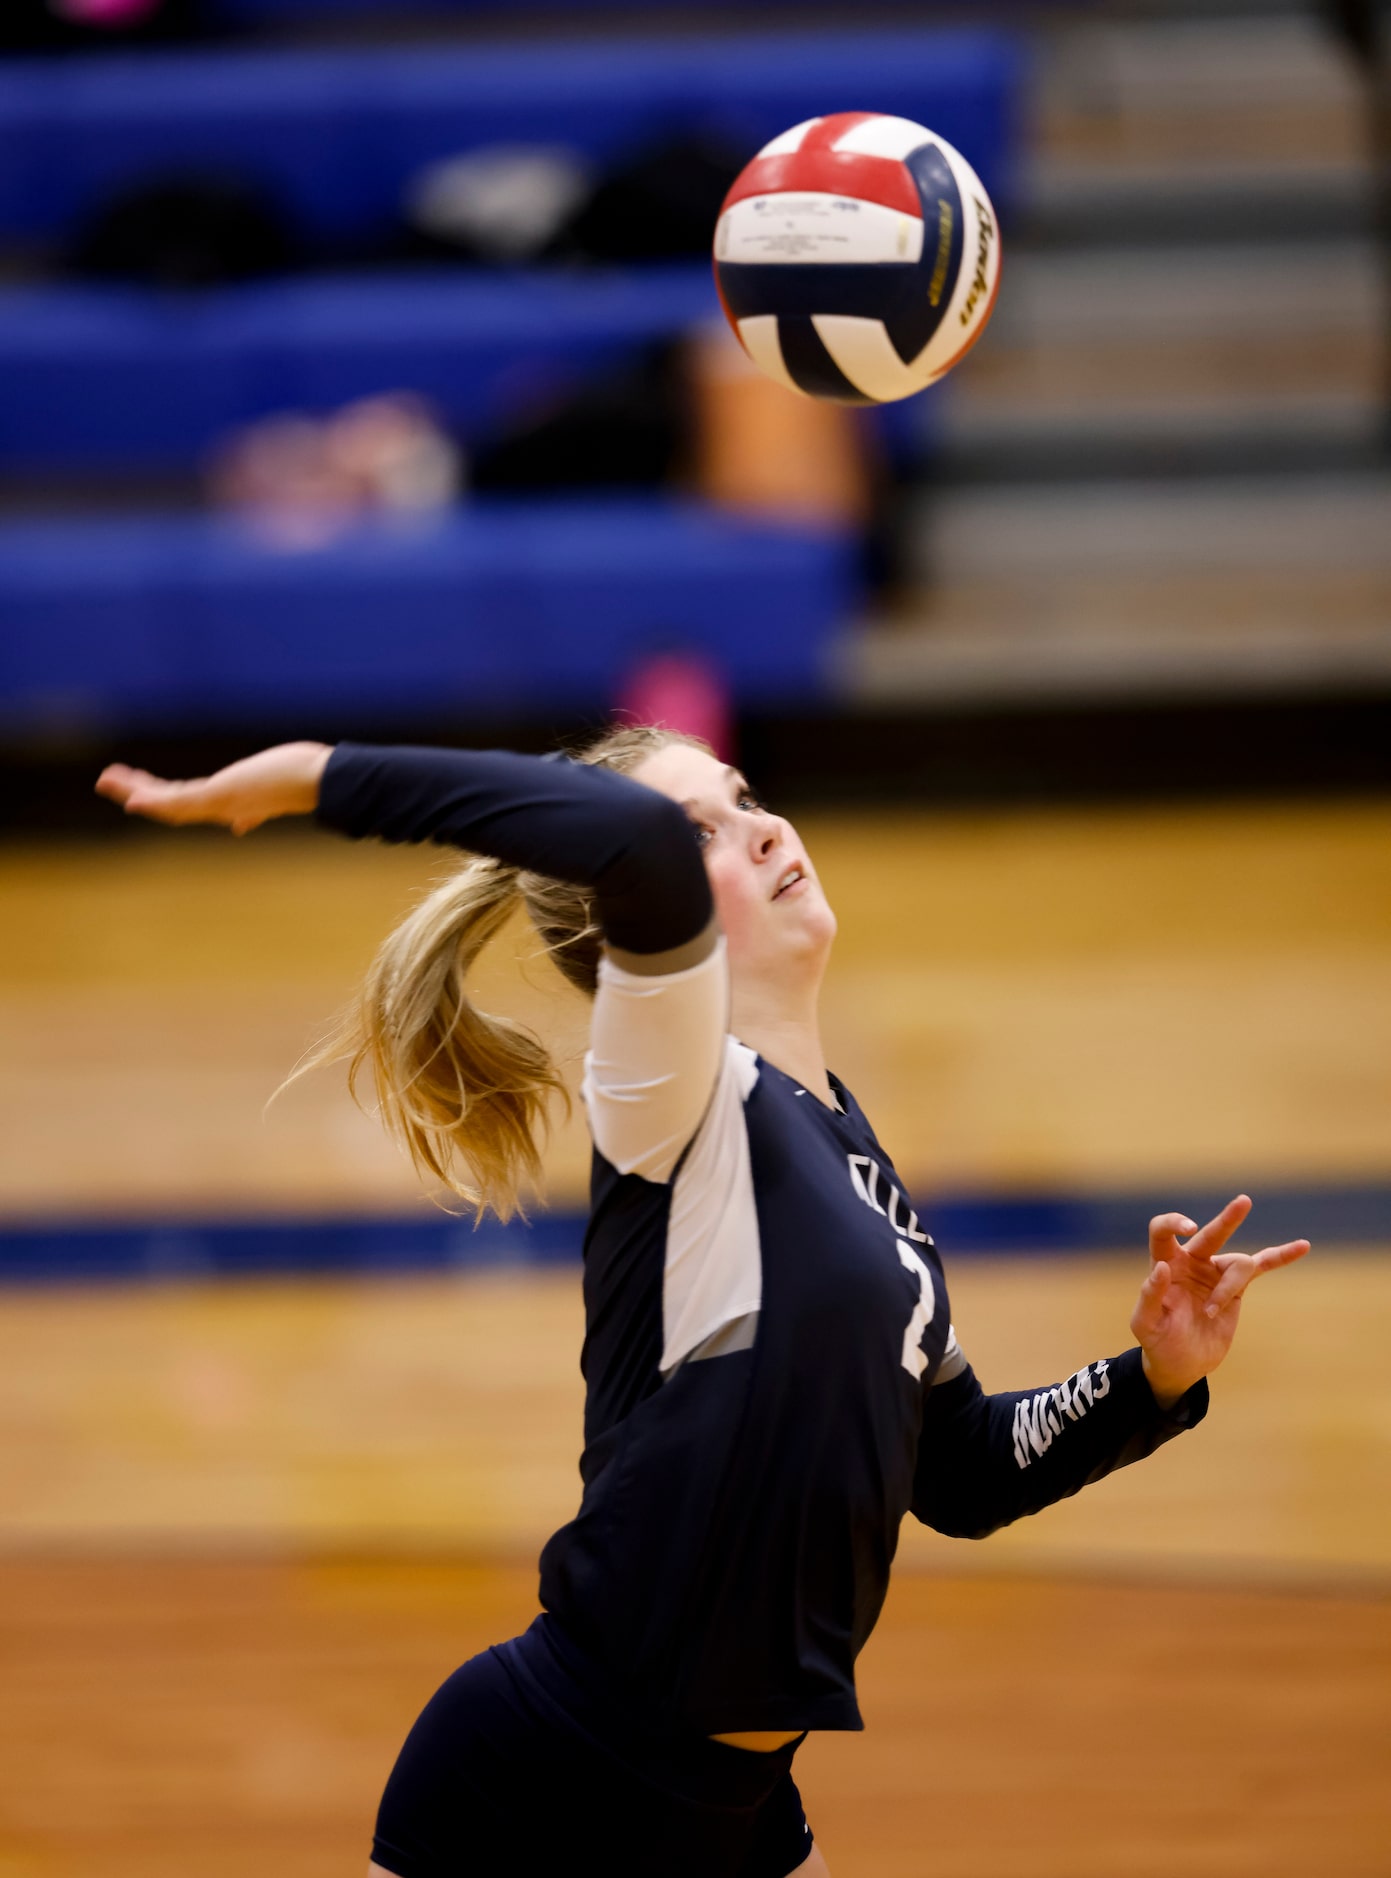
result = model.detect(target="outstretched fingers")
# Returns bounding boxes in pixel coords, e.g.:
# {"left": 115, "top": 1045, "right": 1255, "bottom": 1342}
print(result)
{"left": 1179, "top": 1194, "right": 1254, "bottom": 1264}
{"left": 1205, "top": 1239, "right": 1311, "bottom": 1316}
{"left": 95, "top": 764, "right": 217, "bottom": 826}
{"left": 94, "top": 763, "right": 154, "bottom": 806}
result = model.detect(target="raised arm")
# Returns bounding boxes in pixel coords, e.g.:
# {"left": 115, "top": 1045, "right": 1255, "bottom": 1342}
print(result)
{"left": 97, "top": 738, "right": 727, "bottom": 1187}
{"left": 98, "top": 739, "right": 714, "bottom": 960}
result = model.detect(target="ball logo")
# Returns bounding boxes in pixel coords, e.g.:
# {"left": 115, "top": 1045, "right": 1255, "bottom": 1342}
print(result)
{"left": 959, "top": 198, "right": 996, "bottom": 328}
{"left": 927, "top": 199, "right": 954, "bottom": 307}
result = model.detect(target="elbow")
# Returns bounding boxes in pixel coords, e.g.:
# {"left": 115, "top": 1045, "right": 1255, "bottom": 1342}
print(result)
{"left": 629, "top": 790, "right": 703, "bottom": 875}
{"left": 911, "top": 1500, "right": 1003, "bottom": 1542}
{"left": 613, "top": 794, "right": 712, "bottom": 944}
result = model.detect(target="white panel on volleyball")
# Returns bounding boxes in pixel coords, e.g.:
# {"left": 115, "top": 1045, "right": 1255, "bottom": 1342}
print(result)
{"left": 811, "top": 315, "right": 939, "bottom": 402}
{"left": 716, "top": 194, "right": 923, "bottom": 266}
{"left": 757, "top": 117, "right": 823, "bottom": 156}
{"left": 832, "top": 114, "right": 933, "bottom": 160}
{"left": 735, "top": 317, "right": 802, "bottom": 395}
{"left": 933, "top": 143, "right": 1002, "bottom": 370}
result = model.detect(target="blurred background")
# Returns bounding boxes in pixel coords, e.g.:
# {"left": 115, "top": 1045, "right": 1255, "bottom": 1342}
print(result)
{"left": 0, "top": 0, "right": 1388, "bottom": 1874}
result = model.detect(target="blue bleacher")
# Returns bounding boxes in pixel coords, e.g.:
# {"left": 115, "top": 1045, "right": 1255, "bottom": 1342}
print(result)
{"left": 0, "top": 31, "right": 1022, "bottom": 247}
{"left": 0, "top": 25, "right": 1021, "bottom": 732}
{"left": 0, "top": 267, "right": 723, "bottom": 469}
{"left": 0, "top": 502, "right": 855, "bottom": 728}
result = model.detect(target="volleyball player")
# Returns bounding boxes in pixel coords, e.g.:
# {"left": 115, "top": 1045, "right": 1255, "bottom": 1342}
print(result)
{"left": 97, "top": 730, "right": 1309, "bottom": 1878}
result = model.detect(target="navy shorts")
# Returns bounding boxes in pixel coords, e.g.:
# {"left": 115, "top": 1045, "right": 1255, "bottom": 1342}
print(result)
{"left": 372, "top": 1615, "right": 815, "bottom": 1877}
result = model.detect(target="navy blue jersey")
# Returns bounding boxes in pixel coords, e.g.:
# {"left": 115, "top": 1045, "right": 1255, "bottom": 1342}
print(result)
{"left": 539, "top": 1023, "right": 953, "bottom": 1734}
{"left": 319, "top": 743, "right": 1209, "bottom": 1737}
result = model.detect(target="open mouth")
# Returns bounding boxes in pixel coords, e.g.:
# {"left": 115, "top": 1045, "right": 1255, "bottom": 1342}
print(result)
{"left": 773, "top": 866, "right": 805, "bottom": 900}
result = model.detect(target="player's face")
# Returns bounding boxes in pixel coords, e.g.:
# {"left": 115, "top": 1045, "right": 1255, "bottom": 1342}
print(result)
{"left": 632, "top": 743, "right": 836, "bottom": 977}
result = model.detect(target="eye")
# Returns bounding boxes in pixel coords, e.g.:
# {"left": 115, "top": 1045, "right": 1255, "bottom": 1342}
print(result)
{"left": 737, "top": 791, "right": 765, "bottom": 814}
{"left": 690, "top": 822, "right": 714, "bottom": 849}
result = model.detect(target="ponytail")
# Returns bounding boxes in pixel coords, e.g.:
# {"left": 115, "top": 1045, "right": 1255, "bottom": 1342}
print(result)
{"left": 296, "top": 723, "right": 708, "bottom": 1220}
{"left": 292, "top": 854, "right": 562, "bottom": 1219}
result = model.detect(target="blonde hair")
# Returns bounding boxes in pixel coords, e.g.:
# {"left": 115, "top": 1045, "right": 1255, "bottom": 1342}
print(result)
{"left": 297, "top": 723, "right": 708, "bottom": 1221}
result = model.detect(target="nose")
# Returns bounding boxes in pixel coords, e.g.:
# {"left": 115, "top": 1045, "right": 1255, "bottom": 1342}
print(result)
{"left": 750, "top": 810, "right": 781, "bottom": 860}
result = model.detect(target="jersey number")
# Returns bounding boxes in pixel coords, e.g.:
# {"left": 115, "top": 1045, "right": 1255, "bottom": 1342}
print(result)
{"left": 897, "top": 1239, "right": 935, "bottom": 1380}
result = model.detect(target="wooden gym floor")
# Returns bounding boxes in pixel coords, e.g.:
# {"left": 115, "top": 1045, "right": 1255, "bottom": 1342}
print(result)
{"left": 1, "top": 1558, "right": 1387, "bottom": 1878}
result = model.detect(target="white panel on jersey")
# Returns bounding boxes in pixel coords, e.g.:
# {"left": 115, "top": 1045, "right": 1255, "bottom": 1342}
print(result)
{"left": 661, "top": 1038, "right": 762, "bottom": 1374}
{"left": 734, "top": 316, "right": 802, "bottom": 395}
{"left": 757, "top": 116, "right": 822, "bottom": 157}
{"left": 933, "top": 1326, "right": 968, "bottom": 1386}
{"left": 832, "top": 113, "right": 931, "bottom": 160}
{"left": 811, "top": 314, "right": 936, "bottom": 401}
{"left": 717, "top": 193, "right": 923, "bottom": 266}
{"left": 583, "top": 939, "right": 729, "bottom": 1185}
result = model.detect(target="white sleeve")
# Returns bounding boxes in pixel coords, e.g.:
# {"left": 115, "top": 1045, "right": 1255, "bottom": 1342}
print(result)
{"left": 581, "top": 937, "right": 730, "bottom": 1183}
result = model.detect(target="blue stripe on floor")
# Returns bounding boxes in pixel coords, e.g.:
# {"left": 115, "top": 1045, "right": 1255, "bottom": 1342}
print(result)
{"left": 1, "top": 1184, "right": 1386, "bottom": 1284}
{"left": 0, "top": 1211, "right": 580, "bottom": 1284}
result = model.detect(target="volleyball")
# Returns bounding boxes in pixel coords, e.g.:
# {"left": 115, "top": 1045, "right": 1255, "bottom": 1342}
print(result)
{"left": 712, "top": 111, "right": 1001, "bottom": 404}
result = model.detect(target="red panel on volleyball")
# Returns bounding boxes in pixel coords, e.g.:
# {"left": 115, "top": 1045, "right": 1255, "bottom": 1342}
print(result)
{"left": 721, "top": 114, "right": 924, "bottom": 218}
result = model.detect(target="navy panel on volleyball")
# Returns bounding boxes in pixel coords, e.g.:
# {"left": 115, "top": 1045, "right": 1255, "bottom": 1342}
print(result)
{"left": 713, "top": 112, "right": 1001, "bottom": 405}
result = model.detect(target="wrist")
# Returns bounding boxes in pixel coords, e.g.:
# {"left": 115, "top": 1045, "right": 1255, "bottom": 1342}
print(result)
{"left": 286, "top": 741, "right": 334, "bottom": 813}
{"left": 1140, "top": 1348, "right": 1192, "bottom": 1413}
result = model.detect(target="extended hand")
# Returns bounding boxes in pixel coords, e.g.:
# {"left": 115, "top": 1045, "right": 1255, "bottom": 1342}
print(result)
{"left": 1131, "top": 1195, "right": 1309, "bottom": 1408}
{"left": 95, "top": 741, "right": 333, "bottom": 837}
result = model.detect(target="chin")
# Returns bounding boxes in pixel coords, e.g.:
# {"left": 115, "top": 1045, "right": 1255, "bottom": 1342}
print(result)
{"left": 784, "top": 900, "right": 837, "bottom": 962}
{"left": 801, "top": 889, "right": 837, "bottom": 946}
